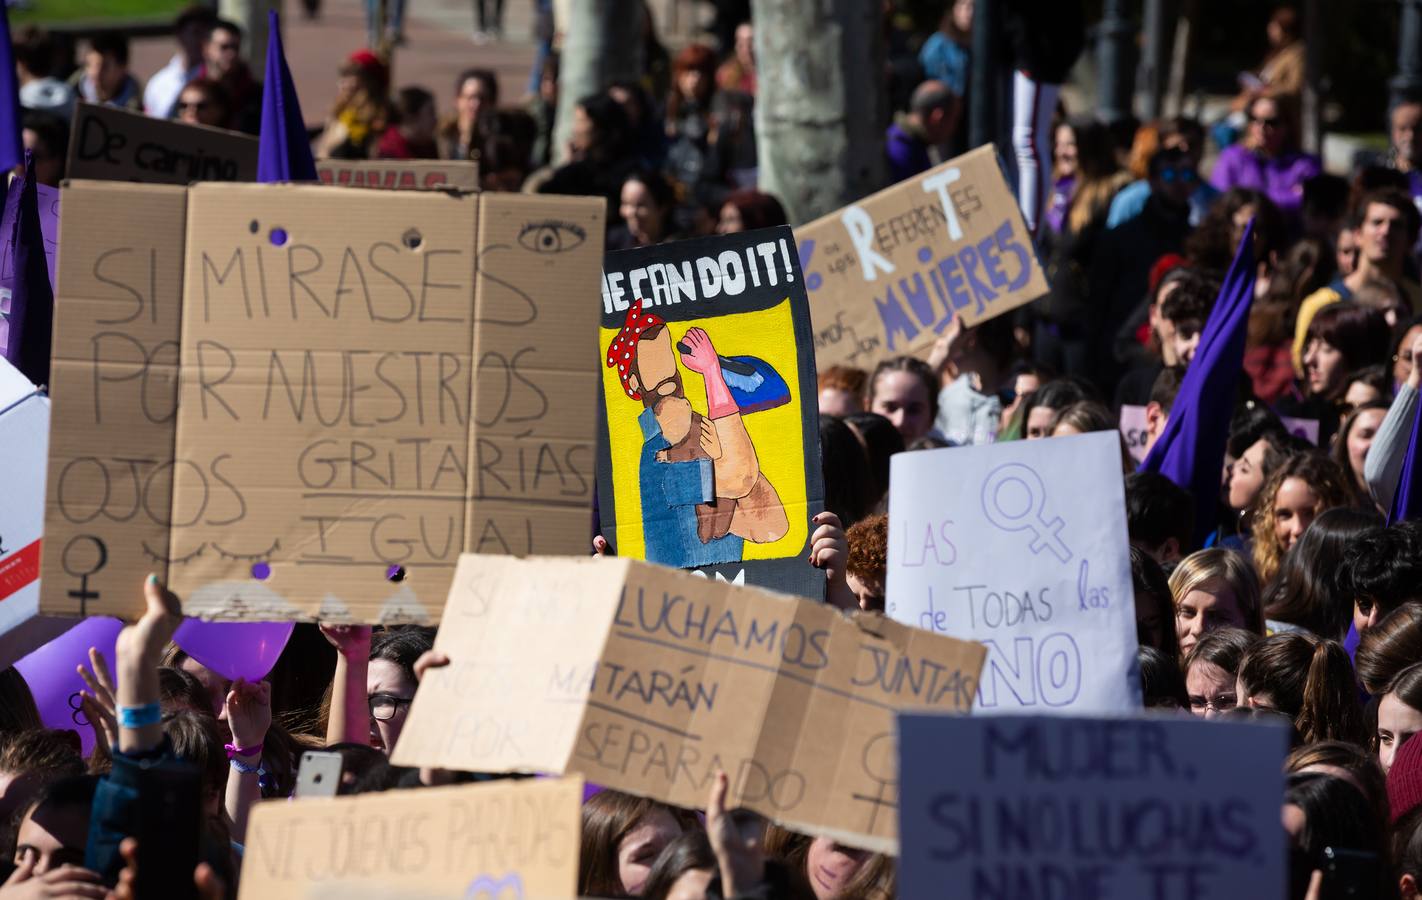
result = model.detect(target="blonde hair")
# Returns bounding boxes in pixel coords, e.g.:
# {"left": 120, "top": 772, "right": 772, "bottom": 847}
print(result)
{"left": 1168, "top": 548, "right": 1265, "bottom": 636}
{"left": 1249, "top": 453, "right": 1351, "bottom": 584}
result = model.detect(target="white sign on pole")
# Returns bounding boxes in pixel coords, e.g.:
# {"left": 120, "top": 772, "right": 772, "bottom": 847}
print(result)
{"left": 886, "top": 431, "right": 1141, "bottom": 712}
{"left": 897, "top": 713, "right": 1288, "bottom": 900}
{"left": 0, "top": 358, "right": 46, "bottom": 643}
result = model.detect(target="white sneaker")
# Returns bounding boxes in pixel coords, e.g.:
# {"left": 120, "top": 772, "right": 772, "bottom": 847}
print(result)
{"left": 472, "top": 29, "right": 490, "bottom": 44}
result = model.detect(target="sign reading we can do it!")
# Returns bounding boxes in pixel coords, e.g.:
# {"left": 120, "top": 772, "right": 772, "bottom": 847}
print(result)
{"left": 796, "top": 144, "right": 1048, "bottom": 371}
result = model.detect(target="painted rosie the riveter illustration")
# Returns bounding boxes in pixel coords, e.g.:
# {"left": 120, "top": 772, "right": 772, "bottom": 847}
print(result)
{"left": 596, "top": 227, "right": 825, "bottom": 599}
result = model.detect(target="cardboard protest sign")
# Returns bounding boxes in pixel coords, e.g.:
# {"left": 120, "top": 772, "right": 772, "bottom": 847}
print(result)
{"left": 896, "top": 713, "right": 1288, "bottom": 899}
{"left": 66, "top": 103, "right": 258, "bottom": 184}
{"left": 886, "top": 431, "right": 1141, "bottom": 713}
{"left": 0, "top": 358, "right": 46, "bottom": 640}
{"left": 42, "top": 182, "right": 604, "bottom": 622}
{"left": 317, "top": 159, "right": 480, "bottom": 191}
{"left": 0, "top": 180, "right": 58, "bottom": 288}
{"left": 391, "top": 554, "right": 987, "bottom": 853}
{"left": 597, "top": 227, "right": 825, "bottom": 598}
{"left": 1120, "top": 404, "right": 1149, "bottom": 464}
{"left": 239, "top": 777, "right": 582, "bottom": 900}
{"left": 798, "top": 146, "right": 1048, "bottom": 371}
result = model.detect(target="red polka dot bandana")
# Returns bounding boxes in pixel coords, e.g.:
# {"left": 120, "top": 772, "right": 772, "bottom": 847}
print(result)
{"left": 606, "top": 298, "right": 665, "bottom": 400}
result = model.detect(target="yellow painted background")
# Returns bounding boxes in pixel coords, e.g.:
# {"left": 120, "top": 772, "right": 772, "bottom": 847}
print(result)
{"left": 601, "top": 299, "right": 810, "bottom": 563}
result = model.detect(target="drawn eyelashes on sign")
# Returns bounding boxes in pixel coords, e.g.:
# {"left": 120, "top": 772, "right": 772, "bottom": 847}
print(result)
{"left": 141, "top": 540, "right": 206, "bottom": 565}
{"left": 139, "top": 539, "right": 281, "bottom": 566}
{"left": 517, "top": 220, "right": 586, "bottom": 255}
{"left": 213, "top": 539, "right": 281, "bottom": 563}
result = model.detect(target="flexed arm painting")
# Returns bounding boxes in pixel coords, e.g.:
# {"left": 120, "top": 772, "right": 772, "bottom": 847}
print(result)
{"left": 606, "top": 300, "right": 789, "bottom": 568}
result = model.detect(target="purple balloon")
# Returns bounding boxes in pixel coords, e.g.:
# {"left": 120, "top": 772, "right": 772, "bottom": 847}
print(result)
{"left": 173, "top": 619, "right": 294, "bottom": 684}
{"left": 15, "top": 617, "right": 123, "bottom": 757}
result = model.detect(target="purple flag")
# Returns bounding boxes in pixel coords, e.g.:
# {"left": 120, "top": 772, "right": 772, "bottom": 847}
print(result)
{"left": 1, "top": 151, "right": 53, "bottom": 386}
{"left": 0, "top": 4, "right": 23, "bottom": 174}
{"left": 1388, "top": 401, "right": 1422, "bottom": 524}
{"left": 1139, "top": 220, "right": 1257, "bottom": 548}
{"left": 256, "top": 10, "right": 317, "bottom": 183}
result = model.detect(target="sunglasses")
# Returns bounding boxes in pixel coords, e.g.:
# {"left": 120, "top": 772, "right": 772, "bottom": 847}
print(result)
{"left": 1159, "top": 166, "right": 1198, "bottom": 184}
{"left": 177, "top": 100, "right": 210, "bottom": 111}
{"left": 1251, "top": 116, "right": 1282, "bottom": 128}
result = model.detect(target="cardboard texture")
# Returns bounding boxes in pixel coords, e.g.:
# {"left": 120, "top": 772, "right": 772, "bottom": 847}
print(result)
{"left": 238, "top": 776, "right": 583, "bottom": 900}
{"left": 0, "top": 358, "right": 47, "bottom": 640}
{"left": 896, "top": 713, "right": 1288, "bottom": 899}
{"left": 42, "top": 182, "right": 604, "bottom": 621}
{"left": 65, "top": 103, "right": 259, "bottom": 184}
{"left": 390, "top": 554, "right": 987, "bottom": 854}
{"left": 885, "top": 432, "right": 1142, "bottom": 713}
{"left": 797, "top": 145, "right": 1047, "bottom": 371}
{"left": 596, "top": 228, "right": 825, "bottom": 598}
{"left": 317, "top": 159, "right": 481, "bottom": 191}
{"left": 43, "top": 181, "right": 188, "bottom": 619}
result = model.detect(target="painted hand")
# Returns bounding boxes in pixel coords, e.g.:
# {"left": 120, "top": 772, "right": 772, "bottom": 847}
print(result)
{"left": 700, "top": 417, "right": 723, "bottom": 460}
{"left": 678, "top": 327, "right": 720, "bottom": 375}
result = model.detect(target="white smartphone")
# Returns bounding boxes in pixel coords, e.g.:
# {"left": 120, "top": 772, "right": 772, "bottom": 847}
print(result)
{"left": 294, "top": 751, "right": 343, "bottom": 798}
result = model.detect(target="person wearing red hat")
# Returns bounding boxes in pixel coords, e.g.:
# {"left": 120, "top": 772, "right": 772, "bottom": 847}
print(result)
{"left": 606, "top": 300, "right": 787, "bottom": 567}
{"left": 316, "top": 50, "right": 393, "bottom": 159}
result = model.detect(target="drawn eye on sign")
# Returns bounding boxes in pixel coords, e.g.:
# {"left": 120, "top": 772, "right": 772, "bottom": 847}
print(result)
{"left": 517, "top": 221, "right": 587, "bottom": 255}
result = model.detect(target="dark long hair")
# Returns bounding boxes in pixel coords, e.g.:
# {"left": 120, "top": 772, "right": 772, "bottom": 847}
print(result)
{"left": 1262, "top": 506, "right": 1382, "bottom": 639}
{"left": 820, "top": 416, "right": 876, "bottom": 529}
{"left": 1237, "top": 633, "right": 1366, "bottom": 745}
{"left": 1356, "top": 602, "right": 1422, "bottom": 695}
{"left": 641, "top": 831, "right": 715, "bottom": 900}
{"left": 1285, "top": 771, "right": 1396, "bottom": 900}
{"left": 579, "top": 790, "right": 698, "bottom": 898}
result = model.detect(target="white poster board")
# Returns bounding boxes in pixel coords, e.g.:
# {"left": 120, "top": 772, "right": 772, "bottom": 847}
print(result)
{"left": 886, "top": 431, "right": 1141, "bottom": 712}
{"left": 1119, "top": 404, "right": 1149, "bottom": 464}
{"left": 0, "top": 358, "right": 46, "bottom": 639}
{"left": 897, "top": 713, "right": 1288, "bottom": 900}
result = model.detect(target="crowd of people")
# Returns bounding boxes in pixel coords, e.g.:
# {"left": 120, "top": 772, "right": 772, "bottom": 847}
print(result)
{"left": 8, "top": 0, "right": 1422, "bottom": 898}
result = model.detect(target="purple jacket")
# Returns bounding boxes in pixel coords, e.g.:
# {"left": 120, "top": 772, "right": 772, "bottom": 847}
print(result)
{"left": 1209, "top": 143, "right": 1321, "bottom": 217}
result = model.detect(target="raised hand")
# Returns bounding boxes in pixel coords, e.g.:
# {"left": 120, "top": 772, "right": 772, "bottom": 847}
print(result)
{"left": 0, "top": 856, "right": 106, "bottom": 899}
{"left": 706, "top": 770, "right": 764, "bottom": 897}
{"left": 115, "top": 576, "right": 182, "bottom": 675}
{"left": 75, "top": 647, "right": 117, "bottom": 756}
{"left": 318, "top": 624, "right": 372, "bottom": 659}
{"left": 223, "top": 678, "right": 272, "bottom": 752}
{"left": 678, "top": 327, "right": 721, "bottom": 376}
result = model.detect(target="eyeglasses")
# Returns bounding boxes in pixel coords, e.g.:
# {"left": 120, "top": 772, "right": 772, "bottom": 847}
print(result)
{"left": 1160, "top": 166, "right": 1198, "bottom": 184}
{"left": 369, "top": 692, "right": 413, "bottom": 721}
{"left": 1251, "top": 116, "right": 1282, "bottom": 129}
{"left": 1188, "top": 692, "right": 1237, "bottom": 713}
{"left": 177, "top": 101, "right": 210, "bottom": 111}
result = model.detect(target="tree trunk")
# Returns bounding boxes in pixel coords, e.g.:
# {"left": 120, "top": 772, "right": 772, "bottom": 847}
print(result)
{"left": 752, "top": 0, "right": 886, "bottom": 225}
{"left": 552, "top": 0, "right": 646, "bottom": 166}
{"left": 220, "top": 0, "right": 278, "bottom": 77}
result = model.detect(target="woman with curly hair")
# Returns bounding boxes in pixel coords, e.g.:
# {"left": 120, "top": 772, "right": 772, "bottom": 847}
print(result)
{"left": 1250, "top": 453, "right": 1352, "bottom": 584}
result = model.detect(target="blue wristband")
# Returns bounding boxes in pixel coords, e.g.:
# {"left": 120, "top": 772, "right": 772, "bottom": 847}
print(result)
{"left": 230, "top": 757, "right": 265, "bottom": 776}
{"left": 117, "top": 702, "right": 162, "bottom": 729}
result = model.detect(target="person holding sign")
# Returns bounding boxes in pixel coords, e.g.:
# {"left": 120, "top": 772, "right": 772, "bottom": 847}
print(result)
{"left": 606, "top": 300, "right": 788, "bottom": 568}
